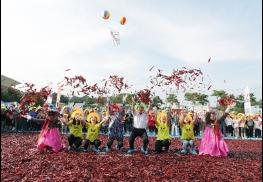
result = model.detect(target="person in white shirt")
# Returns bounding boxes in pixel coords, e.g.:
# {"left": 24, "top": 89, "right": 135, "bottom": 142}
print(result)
{"left": 254, "top": 116, "right": 262, "bottom": 138}
{"left": 225, "top": 114, "right": 234, "bottom": 137}
{"left": 127, "top": 96, "right": 151, "bottom": 155}
{"left": 232, "top": 115, "right": 240, "bottom": 138}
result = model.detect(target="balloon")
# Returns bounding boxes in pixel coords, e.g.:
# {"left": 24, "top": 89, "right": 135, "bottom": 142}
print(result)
{"left": 103, "top": 10, "right": 110, "bottom": 20}
{"left": 120, "top": 17, "right": 126, "bottom": 25}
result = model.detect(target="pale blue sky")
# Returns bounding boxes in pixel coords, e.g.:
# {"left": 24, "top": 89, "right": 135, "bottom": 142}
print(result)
{"left": 1, "top": 0, "right": 262, "bottom": 104}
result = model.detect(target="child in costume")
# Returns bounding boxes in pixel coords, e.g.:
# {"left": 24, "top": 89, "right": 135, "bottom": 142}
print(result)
{"left": 104, "top": 96, "right": 127, "bottom": 152}
{"left": 179, "top": 112, "right": 197, "bottom": 155}
{"left": 60, "top": 106, "right": 71, "bottom": 134}
{"left": 199, "top": 112, "right": 229, "bottom": 157}
{"left": 155, "top": 111, "right": 170, "bottom": 153}
{"left": 83, "top": 112, "right": 106, "bottom": 152}
{"left": 148, "top": 111, "right": 156, "bottom": 135}
{"left": 27, "top": 105, "right": 64, "bottom": 152}
{"left": 127, "top": 96, "right": 151, "bottom": 155}
{"left": 61, "top": 108, "right": 86, "bottom": 151}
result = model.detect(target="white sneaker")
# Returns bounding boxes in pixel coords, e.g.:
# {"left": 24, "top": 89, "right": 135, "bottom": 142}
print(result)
{"left": 181, "top": 149, "right": 187, "bottom": 154}
{"left": 140, "top": 147, "right": 148, "bottom": 155}
{"left": 127, "top": 149, "right": 135, "bottom": 154}
{"left": 190, "top": 149, "right": 197, "bottom": 155}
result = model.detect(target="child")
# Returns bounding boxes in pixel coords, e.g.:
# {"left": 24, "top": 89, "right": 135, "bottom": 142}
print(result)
{"left": 199, "top": 112, "right": 229, "bottom": 157}
{"left": 27, "top": 105, "right": 64, "bottom": 152}
{"left": 124, "top": 109, "right": 133, "bottom": 134}
{"left": 155, "top": 111, "right": 170, "bottom": 153}
{"left": 60, "top": 106, "right": 71, "bottom": 134}
{"left": 179, "top": 112, "right": 197, "bottom": 155}
{"left": 127, "top": 97, "right": 151, "bottom": 155}
{"left": 104, "top": 101, "right": 126, "bottom": 152}
{"left": 61, "top": 109, "right": 86, "bottom": 151}
{"left": 84, "top": 112, "right": 106, "bottom": 152}
{"left": 148, "top": 111, "right": 156, "bottom": 135}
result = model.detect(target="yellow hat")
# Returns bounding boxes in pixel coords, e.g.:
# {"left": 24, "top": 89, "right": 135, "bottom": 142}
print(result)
{"left": 71, "top": 109, "right": 84, "bottom": 119}
{"left": 102, "top": 111, "right": 109, "bottom": 117}
{"left": 247, "top": 113, "right": 254, "bottom": 119}
{"left": 87, "top": 112, "right": 101, "bottom": 123}
{"left": 237, "top": 113, "right": 244, "bottom": 118}
{"left": 229, "top": 113, "right": 236, "bottom": 118}
{"left": 185, "top": 113, "right": 194, "bottom": 123}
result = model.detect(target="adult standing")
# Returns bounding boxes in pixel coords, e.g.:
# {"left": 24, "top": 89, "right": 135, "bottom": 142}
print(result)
{"left": 246, "top": 115, "right": 255, "bottom": 138}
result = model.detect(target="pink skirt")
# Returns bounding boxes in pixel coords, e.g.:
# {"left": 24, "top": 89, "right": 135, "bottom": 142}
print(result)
{"left": 199, "top": 126, "right": 229, "bottom": 157}
{"left": 37, "top": 128, "right": 64, "bottom": 152}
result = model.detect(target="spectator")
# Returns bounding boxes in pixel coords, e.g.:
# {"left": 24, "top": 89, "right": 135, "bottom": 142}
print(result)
{"left": 233, "top": 115, "right": 240, "bottom": 138}
{"left": 5, "top": 109, "right": 14, "bottom": 131}
{"left": 239, "top": 115, "right": 246, "bottom": 139}
{"left": 28, "top": 107, "right": 38, "bottom": 131}
{"left": 245, "top": 115, "right": 254, "bottom": 138}
{"left": 225, "top": 114, "right": 233, "bottom": 137}
{"left": 1, "top": 107, "right": 7, "bottom": 131}
{"left": 254, "top": 115, "right": 262, "bottom": 138}
{"left": 218, "top": 112, "right": 228, "bottom": 137}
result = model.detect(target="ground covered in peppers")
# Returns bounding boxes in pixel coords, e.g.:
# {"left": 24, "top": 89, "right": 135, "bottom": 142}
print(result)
{"left": 1, "top": 133, "right": 262, "bottom": 181}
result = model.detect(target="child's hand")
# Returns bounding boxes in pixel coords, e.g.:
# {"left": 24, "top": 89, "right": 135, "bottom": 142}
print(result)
{"left": 26, "top": 115, "right": 32, "bottom": 121}
{"left": 131, "top": 96, "right": 135, "bottom": 103}
{"left": 122, "top": 95, "right": 128, "bottom": 103}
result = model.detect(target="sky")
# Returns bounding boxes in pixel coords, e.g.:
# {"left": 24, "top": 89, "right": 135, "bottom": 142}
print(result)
{"left": 1, "top": 0, "right": 262, "bottom": 106}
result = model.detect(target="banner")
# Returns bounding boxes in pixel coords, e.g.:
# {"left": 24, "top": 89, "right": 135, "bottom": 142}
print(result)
{"left": 244, "top": 86, "right": 251, "bottom": 114}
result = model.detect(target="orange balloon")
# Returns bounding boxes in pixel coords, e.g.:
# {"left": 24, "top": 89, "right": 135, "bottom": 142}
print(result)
{"left": 120, "top": 17, "right": 126, "bottom": 25}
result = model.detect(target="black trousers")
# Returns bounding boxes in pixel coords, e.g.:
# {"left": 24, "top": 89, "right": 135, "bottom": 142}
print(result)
{"left": 68, "top": 134, "right": 82, "bottom": 149}
{"left": 226, "top": 125, "right": 234, "bottom": 136}
{"left": 149, "top": 126, "right": 156, "bottom": 133}
{"left": 155, "top": 139, "right": 170, "bottom": 153}
{"left": 107, "top": 136, "right": 123, "bottom": 149}
{"left": 129, "top": 128, "right": 149, "bottom": 151}
{"left": 83, "top": 139, "right": 101, "bottom": 150}
{"left": 247, "top": 127, "right": 254, "bottom": 138}
{"left": 194, "top": 125, "right": 200, "bottom": 136}
{"left": 255, "top": 129, "right": 261, "bottom": 138}
{"left": 124, "top": 122, "right": 133, "bottom": 133}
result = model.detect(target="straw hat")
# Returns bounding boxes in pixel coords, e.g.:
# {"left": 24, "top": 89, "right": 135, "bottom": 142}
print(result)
{"left": 71, "top": 108, "right": 84, "bottom": 119}
{"left": 87, "top": 112, "right": 101, "bottom": 123}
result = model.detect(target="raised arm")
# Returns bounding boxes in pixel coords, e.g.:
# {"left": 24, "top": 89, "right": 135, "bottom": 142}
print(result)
{"left": 146, "top": 101, "right": 151, "bottom": 114}
{"left": 131, "top": 96, "right": 135, "bottom": 114}
{"left": 97, "top": 117, "right": 108, "bottom": 127}
{"left": 59, "top": 116, "right": 69, "bottom": 126}
{"left": 191, "top": 113, "right": 197, "bottom": 125}
{"left": 80, "top": 119, "right": 87, "bottom": 127}
{"left": 25, "top": 115, "right": 45, "bottom": 124}
{"left": 179, "top": 114, "right": 185, "bottom": 126}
